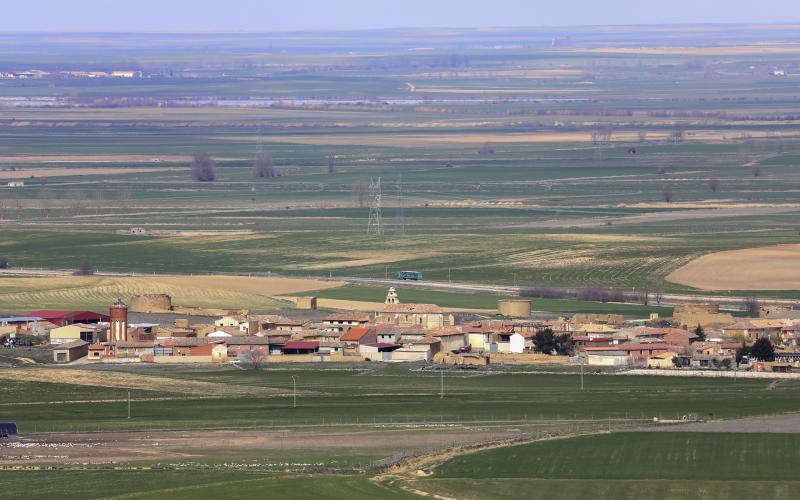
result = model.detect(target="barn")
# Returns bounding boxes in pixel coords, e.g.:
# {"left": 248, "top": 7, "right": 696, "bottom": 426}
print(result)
{"left": 26, "top": 310, "right": 110, "bottom": 327}
{"left": 52, "top": 340, "right": 89, "bottom": 363}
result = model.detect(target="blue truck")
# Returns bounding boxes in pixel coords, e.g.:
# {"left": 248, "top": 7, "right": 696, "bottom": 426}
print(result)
{"left": 396, "top": 270, "right": 423, "bottom": 281}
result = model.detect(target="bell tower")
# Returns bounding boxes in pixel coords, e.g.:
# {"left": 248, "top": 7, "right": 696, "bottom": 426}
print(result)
{"left": 385, "top": 287, "right": 399, "bottom": 305}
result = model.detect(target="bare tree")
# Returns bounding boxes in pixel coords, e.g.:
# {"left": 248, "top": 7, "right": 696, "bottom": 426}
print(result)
{"left": 240, "top": 350, "right": 266, "bottom": 370}
{"left": 662, "top": 186, "right": 673, "bottom": 203}
{"left": 751, "top": 164, "right": 762, "bottom": 177}
{"left": 669, "top": 123, "right": 685, "bottom": 143}
{"left": 327, "top": 154, "right": 337, "bottom": 174}
{"left": 352, "top": 179, "right": 369, "bottom": 208}
{"left": 743, "top": 296, "right": 761, "bottom": 316}
{"left": 253, "top": 151, "right": 276, "bottom": 178}
{"left": 708, "top": 177, "right": 720, "bottom": 192}
{"left": 75, "top": 259, "right": 95, "bottom": 276}
{"left": 652, "top": 282, "right": 665, "bottom": 305}
{"left": 191, "top": 153, "right": 216, "bottom": 182}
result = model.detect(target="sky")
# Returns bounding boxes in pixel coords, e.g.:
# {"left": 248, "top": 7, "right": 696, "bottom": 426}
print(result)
{"left": 1, "top": 0, "right": 799, "bottom": 31}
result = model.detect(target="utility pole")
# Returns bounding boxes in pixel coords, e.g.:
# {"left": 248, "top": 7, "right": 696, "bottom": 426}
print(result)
{"left": 440, "top": 369, "right": 444, "bottom": 399}
{"left": 291, "top": 375, "right": 297, "bottom": 408}
{"left": 367, "top": 177, "right": 383, "bottom": 235}
{"left": 127, "top": 390, "right": 131, "bottom": 419}
{"left": 579, "top": 353, "right": 585, "bottom": 391}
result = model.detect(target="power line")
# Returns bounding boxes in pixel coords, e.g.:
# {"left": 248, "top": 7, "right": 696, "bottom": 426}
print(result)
{"left": 367, "top": 177, "right": 383, "bottom": 235}
{"left": 395, "top": 172, "right": 405, "bottom": 236}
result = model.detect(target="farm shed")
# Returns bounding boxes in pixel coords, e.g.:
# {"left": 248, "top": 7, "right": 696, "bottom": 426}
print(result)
{"left": 50, "top": 324, "right": 107, "bottom": 344}
{"left": 282, "top": 341, "right": 319, "bottom": 355}
{"left": 27, "top": 309, "right": 109, "bottom": 327}
{"left": 0, "top": 316, "right": 43, "bottom": 326}
{"left": 52, "top": 339, "right": 89, "bottom": 363}
{"left": 585, "top": 350, "right": 630, "bottom": 367}
{"left": 359, "top": 342, "right": 402, "bottom": 361}
{"left": 583, "top": 343, "right": 672, "bottom": 362}
{"left": 646, "top": 351, "right": 679, "bottom": 369}
{"left": 188, "top": 342, "right": 228, "bottom": 362}
{"left": 428, "top": 327, "right": 466, "bottom": 352}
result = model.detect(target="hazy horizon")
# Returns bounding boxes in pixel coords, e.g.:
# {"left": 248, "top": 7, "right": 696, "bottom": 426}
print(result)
{"left": 2, "top": 0, "right": 799, "bottom": 32}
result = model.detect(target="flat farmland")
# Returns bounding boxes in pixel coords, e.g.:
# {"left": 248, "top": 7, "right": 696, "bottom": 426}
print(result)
{"left": 2, "top": 26, "right": 800, "bottom": 299}
{"left": 5, "top": 365, "right": 800, "bottom": 433}
{"left": 0, "top": 274, "right": 339, "bottom": 310}
{"left": 3, "top": 364, "right": 800, "bottom": 498}
{"left": 414, "top": 432, "right": 800, "bottom": 500}
{"left": 667, "top": 244, "right": 800, "bottom": 290}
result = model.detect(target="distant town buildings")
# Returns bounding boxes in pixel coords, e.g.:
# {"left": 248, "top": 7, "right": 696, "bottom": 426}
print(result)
{"left": 0, "top": 286, "right": 793, "bottom": 373}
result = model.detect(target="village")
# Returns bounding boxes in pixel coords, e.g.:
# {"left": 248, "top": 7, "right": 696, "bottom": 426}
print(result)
{"left": 2, "top": 286, "right": 798, "bottom": 374}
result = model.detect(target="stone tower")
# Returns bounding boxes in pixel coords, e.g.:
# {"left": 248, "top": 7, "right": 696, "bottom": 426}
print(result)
{"left": 109, "top": 298, "right": 128, "bottom": 342}
{"left": 385, "top": 287, "right": 399, "bottom": 305}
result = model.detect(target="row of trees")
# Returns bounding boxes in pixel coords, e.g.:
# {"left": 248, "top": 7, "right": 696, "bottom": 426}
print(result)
{"left": 191, "top": 152, "right": 338, "bottom": 182}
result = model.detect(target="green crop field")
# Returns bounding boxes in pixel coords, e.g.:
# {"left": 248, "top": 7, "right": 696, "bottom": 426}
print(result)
{"left": 0, "top": 471, "right": 416, "bottom": 500}
{"left": 418, "top": 432, "right": 800, "bottom": 499}
{"left": 6, "top": 365, "right": 800, "bottom": 433}
{"left": 4, "top": 365, "right": 800, "bottom": 499}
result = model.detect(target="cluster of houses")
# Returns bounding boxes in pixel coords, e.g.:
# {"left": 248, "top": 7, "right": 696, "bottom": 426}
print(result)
{"left": 3, "top": 288, "right": 800, "bottom": 371}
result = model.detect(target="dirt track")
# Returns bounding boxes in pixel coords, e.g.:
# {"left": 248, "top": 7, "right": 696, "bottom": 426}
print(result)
{"left": 0, "top": 428, "right": 512, "bottom": 465}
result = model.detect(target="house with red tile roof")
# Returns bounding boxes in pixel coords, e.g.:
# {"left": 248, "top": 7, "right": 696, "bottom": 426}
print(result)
{"left": 339, "top": 326, "right": 376, "bottom": 346}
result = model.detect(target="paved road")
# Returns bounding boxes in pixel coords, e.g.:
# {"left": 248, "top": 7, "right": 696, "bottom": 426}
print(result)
{"left": 3, "top": 267, "right": 798, "bottom": 310}
{"left": 645, "top": 413, "right": 800, "bottom": 433}
{"left": 335, "top": 277, "right": 800, "bottom": 310}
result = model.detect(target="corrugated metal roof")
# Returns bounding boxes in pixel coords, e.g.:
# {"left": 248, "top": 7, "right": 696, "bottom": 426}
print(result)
{"left": 0, "top": 316, "right": 44, "bottom": 323}
{"left": 52, "top": 339, "right": 89, "bottom": 349}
